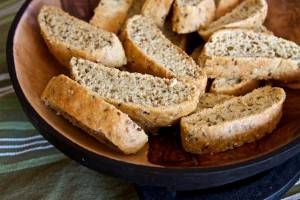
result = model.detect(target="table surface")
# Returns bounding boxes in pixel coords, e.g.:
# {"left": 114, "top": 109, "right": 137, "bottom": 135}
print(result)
{"left": 0, "top": 0, "right": 299, "bottom": 200}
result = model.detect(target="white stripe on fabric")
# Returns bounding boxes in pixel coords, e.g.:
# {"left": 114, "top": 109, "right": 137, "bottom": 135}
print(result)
{"left": 0, "top": 140, "right": 49, "bottom": 149}
{"left": 0, "top": 145, "right": 54, "bottom": 157}
{"left": 0, "top": 73, "right": 10, "bottom": 81}
{"left": 0, "top": 135, "right": 43, "bottom": 142}
{"left": 0, "top": 85, "right": 13, "bottom": 93}
{"left": 282, "top": 193, "right": 300, "bottom": 200}
{"left": 0, "top": 88, "right": 14, "bottom": 97}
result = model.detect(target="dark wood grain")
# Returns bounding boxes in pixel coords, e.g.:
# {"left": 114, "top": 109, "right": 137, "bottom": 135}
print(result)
{"left": 60, "top": 0, "right": 99, "bottom": 21}
{"left": 265, "top": 0, "right": 300, "bottom": 45}
{"left": 10, "top": 0, "right": 300, "bottom": 168}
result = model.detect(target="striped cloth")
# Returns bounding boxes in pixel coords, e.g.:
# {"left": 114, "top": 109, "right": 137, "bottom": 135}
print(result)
{"left": 0, "top": 1, "right": 299, "bottom": 199}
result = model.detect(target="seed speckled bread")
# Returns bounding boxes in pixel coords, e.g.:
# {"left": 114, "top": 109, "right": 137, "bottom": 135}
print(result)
{"left": 210, "top": 78, "right": 259, "bottom": 96}
{"left": 71, "top": 57, "right": 201, "bottom": 129}
{"left": 141, "top": 0, "right": 174, "bottom": 27}
{"left": 199, "top": 29, "right": 300, "bottom": 82}
{"left": 181, "top": 86, "right": 286, "bottom": 154}
{"left": 198, "top": 0, "right": 268, "bottom": 40}
{"left": 215, "top": 0, "right": 243, "bottom": 19}
{"left": 41, "top": 75, "right": 148, "bottom": 154}
{"left": 172, "top": 0, "right": 216, "bottom": 34}
{"left": 90, "top": 0, "right": 134, "bottom": 33}
{"left": 38, "top": 6, "right": 126, "bottom": 68}
{"left": 196, "top": 93, "right": 233, "bottom": 111}
{"left": 122, "top": 15, "right": 207, "bottom": 86}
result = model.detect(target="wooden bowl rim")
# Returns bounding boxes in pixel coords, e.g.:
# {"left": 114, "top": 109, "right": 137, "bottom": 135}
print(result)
{"left": 5, "top": 0, "right": 300, "bottom": 190}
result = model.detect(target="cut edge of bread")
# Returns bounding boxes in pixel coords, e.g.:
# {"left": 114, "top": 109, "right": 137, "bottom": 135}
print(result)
{"left": 122, "top": 15, "right": 208, "bottom": 87}
{"left": 70, "top": 57, "right": 202, "bottom": 129}
{"left": 198, "top": 29, "right": 300, "bottom": 82}
{"left": 41, "top": 74, "right": 148, "bottom": 154}
{"left": 210, "top": 78, "right": 260, "bottom": 96}
{"left": 38, "top": 5, "right": 127, "bottom": 68}
{"left": 181, "top": 86, "right": 286, "bottom": 154}
{"left": 198, "top": 0, "right": 268, "bottom": 40}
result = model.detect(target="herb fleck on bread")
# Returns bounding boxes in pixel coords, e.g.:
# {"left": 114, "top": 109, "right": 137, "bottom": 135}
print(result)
{"left": 38, "top": 6, "right": 126, "bottom": 68}
{"left": 71, "top": 57, "right": 201, "bottom": 129}
{"left": 181, "top": 86, "right": 286, "bottom": 154}
{"left": 41, "top": 75, "right": 148, "bottom": 154}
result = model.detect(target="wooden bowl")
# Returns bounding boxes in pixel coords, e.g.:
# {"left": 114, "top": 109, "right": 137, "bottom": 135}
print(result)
{"left": 6, "top": 0, "right": 300, "bottom": 190}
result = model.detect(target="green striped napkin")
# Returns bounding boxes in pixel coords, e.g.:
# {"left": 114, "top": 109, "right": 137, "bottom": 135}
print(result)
{"left": 0, "top": 1, "right": 298, "bottom": 199}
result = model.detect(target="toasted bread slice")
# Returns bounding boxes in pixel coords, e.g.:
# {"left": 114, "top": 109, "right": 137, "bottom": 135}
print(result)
{"left": 38, "top": 6, "right": 126, "bottom": 68}
{"left": 210, "top": 78, "right": 259, "bottom": 96}
{"left": 198, "top": 0, "right": 268, "bottom": 40}
{"left": 71, "top": 57, "right": 201, "bottom": 129}
{"left": 122, "top": 15, "right": 207, "bottom": 86}
{"left": 90, "top": 0, "right": 134, "bottom": 33}
{"left": 41, "top": 75, "right": 148, "bottom": 154}
{"left": 141, "top": 0, "right": 174, "bottom": 27}
{"left": 181, "top": 86, "right": 285, "bottom": 154}
{"left": 215, "top": 0, "right": 243, "bottom": 19}
{"left": 199, "top": 29, "right": 300, "bottom": 82}
{"left": 196, "top": 93, "right": 233, "bottom": 111}
{"left": 172, "top": 0, "right": 216, "bottom": 34}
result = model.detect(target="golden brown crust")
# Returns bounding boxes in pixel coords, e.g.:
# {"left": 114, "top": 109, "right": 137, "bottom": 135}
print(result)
{"left": 38, "top": 6, "right": 127, "bottom": 68}
{"left": 210, "top": 79, "right": 260, "bottom": 96}
{"left": 198, "top": 0, "right": 268, "bottom": 40}
{"left": 181, "top": 87, "right": 286, "bottom": 154}
{"left": 141, "top": 0, "right": 174, "bottom": 27}
{"left": 122, "top": 15, "right": 208, "bottom": 87}
{"left": 172, "top": 0, "right": 216, "bottom": 34}
{"left": 41, "top": 75, "right": 148, "bottom": 154}
{"left": 199, "top": 29, "right": 300, "bottom": 82}
{"left": 70, "top": 57, "right": 202, "bottom": 129}
{"left": 215, "top": 0, "right": 243, "bottom": 19}
{"left": 90, "top": 0, "right": 134, "bottom": 33}
{"left": 200, "top": 51, "right": 300, "bottom": 82}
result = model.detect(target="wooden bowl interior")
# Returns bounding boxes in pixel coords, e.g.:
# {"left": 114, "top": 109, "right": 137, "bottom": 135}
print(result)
{"left": 12, "top": 0, "right": 300, "bottom": 168}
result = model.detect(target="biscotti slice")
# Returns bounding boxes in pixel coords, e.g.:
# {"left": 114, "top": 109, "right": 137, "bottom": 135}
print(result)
{"left": 215, "top": 0, "right": 242, "bottom": 19}
{"left": 41, "top": 75, "right": 148, "bottom": 154}
{"left": 181, "top": 86, "right": 286, "bottom": 154}
{"left": 71, "top": 57, "right": 201, "bottom": 129}
{"left": 198, "top": 0, "right": 268, "bottom": 40}
{"left": 199, "top": 29, "right": 300, "bottom": 82}
{"left": 141, "top": 0, "right": 174, "bottom": 28}
{"left": 38, "top": 6, "right": 126, "bottom": 68}
{"left": 172, "top": 0, "right": 216, "bottom": 34}
{"left": 210, "top": 78, "right": 259, "bottom": 96}
{"left": 122, "top": 15, "right": 207, "bottom": 86}
{"left": 196, "top": 93, "right": 233, "bottom": 111}
{"left": 89, "top": 0, "right": 134, "bottom": 33}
